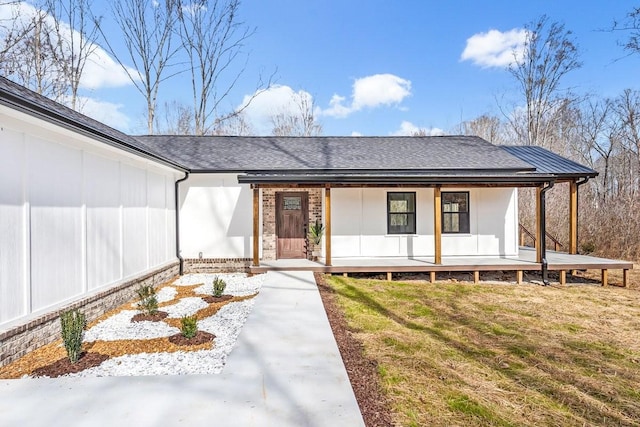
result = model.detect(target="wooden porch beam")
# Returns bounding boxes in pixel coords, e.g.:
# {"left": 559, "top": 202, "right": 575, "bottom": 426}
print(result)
{"left": 252, "top": 187, "right": 260, "bottom": 267}
{"left": 434, "top": 186, "right": 442, "bottom": 264}
{"left": 325, "top": 186, "right": 332, "bottom": 266}
{"left": 536, "top": 186, "right": 542, "bottom": 263}
{"left": 569, "top": 180, "right": 578, "bottom": 254}
{"left": 601, "top": 269, "right": 608, "bottom": 287}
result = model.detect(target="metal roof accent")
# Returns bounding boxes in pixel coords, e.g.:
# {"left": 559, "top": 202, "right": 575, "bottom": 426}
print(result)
{"left": 500, "top": 145, "right": 598, "bottom": 179}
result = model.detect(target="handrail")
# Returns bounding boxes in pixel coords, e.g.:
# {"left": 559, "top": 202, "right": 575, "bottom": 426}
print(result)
{"left": 519, "top": 223, "right": 564, "bottom": 251}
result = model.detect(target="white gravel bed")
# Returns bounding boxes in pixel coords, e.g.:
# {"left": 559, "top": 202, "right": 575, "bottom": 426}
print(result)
{"left": 83, "top": 311, "right": 180, "bottom": 342}
{"left": 177, "top": 273, "right": 264, "bottom": 296}
{"left": 61, "top": 273, "right": 264, "bottom": 377}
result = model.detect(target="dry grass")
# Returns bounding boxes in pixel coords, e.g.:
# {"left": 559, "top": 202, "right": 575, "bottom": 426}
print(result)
{"left": 325, "top": 274, "right": 640, "bottom": 426}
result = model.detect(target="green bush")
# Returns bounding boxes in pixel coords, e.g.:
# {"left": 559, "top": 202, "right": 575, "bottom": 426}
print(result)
{"left": 136, "top": 284, "right": 158, "bottom": 315}
{"left": 60, "top": 309, "right": 86, "bottom": 363}
{"left": 180, "top": 315, "right": 198, "bottom": 339}
{"left": 212, "top": 276, "right": 227, "bottom": 297}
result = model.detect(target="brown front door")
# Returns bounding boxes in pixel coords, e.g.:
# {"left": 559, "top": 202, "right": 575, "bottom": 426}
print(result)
{"left": 276, "top": 192, "right": 308, "bottom": 259}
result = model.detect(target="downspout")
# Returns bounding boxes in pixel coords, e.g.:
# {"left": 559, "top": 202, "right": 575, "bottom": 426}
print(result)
{"left": 575, "top": 177, "right": 590, "bottom": 254}
{"left": 540, "top": 180, "right": 555, "bottom": 285}
{"left": 175, "top": 171, "right": 190, "bottom": 275}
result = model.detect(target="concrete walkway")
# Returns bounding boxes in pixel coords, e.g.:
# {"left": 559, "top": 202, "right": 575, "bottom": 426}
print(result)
{"left": 0, "top": 271, "right": 365, "bottom": 427}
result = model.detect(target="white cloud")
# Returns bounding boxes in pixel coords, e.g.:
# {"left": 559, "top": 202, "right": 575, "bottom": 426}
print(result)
{"left": 76, "top": 96, "right": 132, "bottom": 132}
{"left": 237, "top": 84, "right": 316, "bottom": 135}
{"left": 461, "top": 28, "right": 528, "bottom": 68}
{"left": 80, "top": 46, "right": 139, "bottom": 89}
{"left": 321, "top": 74, "right": 412, "bottom": 118}
{"left": 392, "top": 121, "right": 445, "bottom": 136}
{"left": 351, "top": 131, "right": 363, "bottom": 136}
{"left": 0, "top": 2, "right": 138, "bottom": 89}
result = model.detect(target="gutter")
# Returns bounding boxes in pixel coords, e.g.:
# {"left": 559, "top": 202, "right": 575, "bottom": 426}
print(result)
{"left": 540, "top": 180, "right": 555, "bottom": 285}
{"left": 175, "top": 171, "right": 190, "bottom": 275}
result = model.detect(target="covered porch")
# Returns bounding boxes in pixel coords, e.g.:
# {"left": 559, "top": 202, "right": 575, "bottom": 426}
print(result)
{"left": 250, "top": 247, "right": 633, "bottom": 287}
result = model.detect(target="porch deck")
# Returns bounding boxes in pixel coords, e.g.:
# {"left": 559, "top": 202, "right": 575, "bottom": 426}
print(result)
{"left": 250, "top": 247, "right": 633, "bottom": 287}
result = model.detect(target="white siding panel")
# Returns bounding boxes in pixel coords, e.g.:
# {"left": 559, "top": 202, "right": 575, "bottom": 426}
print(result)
{"left": 148, "top": 171, "right": 167, "bottom": 267}
{"left": 121, "top": 164, "right": 148, "bottom": 277}
{"left": 0, "top": 128, "right": 26, "bottom": 323}
{"left": 85, "top": 153, "right": 121, "bottom": 289}
{"left": 476, "top": 188, "right": 518, "bottom": 256}
{"left": 165, "top": 179, "right": 176, "bottom": 262}
{"left": 332, "top": 188, "right": 435, "bottom": 258}
{"left": 29, "top": 137, "right": 83, "bottom": 311}
{"left": 179, "top": 174, "right": 253, "bottom": 258}
{"left": 332, "top": 188, "right": 362, "bottom": 257}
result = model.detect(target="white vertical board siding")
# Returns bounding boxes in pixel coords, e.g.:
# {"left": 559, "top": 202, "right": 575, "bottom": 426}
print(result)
{"left": 147, "top": 171, "right": 168, "bottom": 267}
{"left": 29, "top": 136, "right": 84, "bottom": 311}
{"left": 0, "top": 128, "right": 27, "bottom": 323}
{"left": 332, "top": 187, "right": 517, "bottom": 258}
{"left": 0, "top": 110, "right": 179, "bottom": 331}
{"left": 121, "top": 164, "right": 148, "bottom": 277}
{"left": 84, "top": 153, "right": 121, "bottom": 290}
{"left": 179, "top": 174, "right": 253, "bottom": 258}
{"left": 332, "top": 188, "right": 434, "bottom": 258}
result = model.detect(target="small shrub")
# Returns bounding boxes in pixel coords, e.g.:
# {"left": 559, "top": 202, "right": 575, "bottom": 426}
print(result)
{"left": 60, "top": 309, "right": 86, "bottom": 363}
{"left": 581, "top": 241, "right": 596, "bottom": 254}
{"left": 136, "top": 284, "right": 158, "bottom": 315}
{"left": 180, "top": 315, "right": 198, "bottom": 339}
{"left": 212, "top": 276, "right": 227, "bottom": 297}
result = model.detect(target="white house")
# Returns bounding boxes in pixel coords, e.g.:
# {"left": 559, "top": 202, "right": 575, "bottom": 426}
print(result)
{"left": 1, "top": 76, "right": 622, "bottom": 368}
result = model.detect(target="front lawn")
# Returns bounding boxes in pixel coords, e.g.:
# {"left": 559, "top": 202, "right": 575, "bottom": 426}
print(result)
{"left": 324, "top": 275, "right": 640, "bottom": 426}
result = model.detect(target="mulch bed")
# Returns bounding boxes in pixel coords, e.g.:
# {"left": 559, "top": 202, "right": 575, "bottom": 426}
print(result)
{"left": 31, "top": 352, "right": 109, "bottom": 378}
{"left": 314, "top": 273, "right": 394, "bottom": 427}
{"left": 131, "top": 311, "right": 169, "bottom": 322}
{"left": 168, "top": 331, "right": 215, "bottom": 346}
{"left": 202, "top": 295, "right": 233, "bottom": 303}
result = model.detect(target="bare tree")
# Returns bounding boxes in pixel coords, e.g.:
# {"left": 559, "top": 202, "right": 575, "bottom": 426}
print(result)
{"left": 156, "top": 100, "right": 194, "bottom": 134}
{"left": 0, "top": 7, "right": 67, "bottom": 100}
{"left": 177, "top": 0, "right": 261, "bottom": 135}
{"left": 99, "top": 0, "right": 181, "bottom": 134}
{"left": 613, "top": 6, "right": 640, "bottom": 55}
{"left": 271, "top": 93, "right": 322, "bottom": 136}
{"left": 43, "top": 0, "right": 99, "bottom": 110}
{"left": 0, "top": 1, "right": 36, "bottom": 61}
{"left": 508, "top": 15, "right": 582, "bottom": 147}
{"left": 460, "top": 114, "right": 506, "bottom": 144}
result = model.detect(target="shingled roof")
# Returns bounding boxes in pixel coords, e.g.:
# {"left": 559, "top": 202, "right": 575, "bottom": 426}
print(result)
{"left": 134, "top": 135, "right": 534, "bottom": 172}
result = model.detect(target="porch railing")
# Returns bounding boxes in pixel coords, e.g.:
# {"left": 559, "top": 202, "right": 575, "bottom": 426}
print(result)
{"left": 519, "top": 223, "right": 564, "bottom": 252}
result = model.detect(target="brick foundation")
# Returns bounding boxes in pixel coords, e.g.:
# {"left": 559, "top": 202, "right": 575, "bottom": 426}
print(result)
{"left": 183, "top": 258, "right": 252, "bottom": 273}
{"left": 0, "top": 262, "right": 179, "bottom": 368}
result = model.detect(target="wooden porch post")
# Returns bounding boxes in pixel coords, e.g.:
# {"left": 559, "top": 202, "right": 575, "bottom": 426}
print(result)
{"left": 325, "top": 186, "right": 332, "bottom": 266}
{"left": 536, "top": 186, "right": 542, "bottom": 263}
{"left": 252, "top": 186, "right": 260, "bottom": 267}
{"left": 434, "top": 186, "right": 442, "bottom": 264}
{"left": 569, "top": 180, "right": 578, "bottom": 254}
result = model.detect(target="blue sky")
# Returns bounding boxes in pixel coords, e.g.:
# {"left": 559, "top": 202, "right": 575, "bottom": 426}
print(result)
{"left": 8, "top": 1, "right": 640, "bottom": 136}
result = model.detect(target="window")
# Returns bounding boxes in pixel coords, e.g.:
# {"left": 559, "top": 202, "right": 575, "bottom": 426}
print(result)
{"left": 387, "top": 192, "right": 416, "bottom": 234}
{"left": 442, "top": 192, "right": 470, "bottom": 233}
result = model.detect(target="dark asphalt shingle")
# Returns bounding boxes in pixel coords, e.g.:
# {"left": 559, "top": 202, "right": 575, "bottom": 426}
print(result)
{"left": 134, "top": 135, "right": 535, "bottom": 172}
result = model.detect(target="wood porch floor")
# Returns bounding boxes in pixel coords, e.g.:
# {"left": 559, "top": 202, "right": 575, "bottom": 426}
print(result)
{"left": 250, "top": 247, "right": 633, "bottom": 287}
